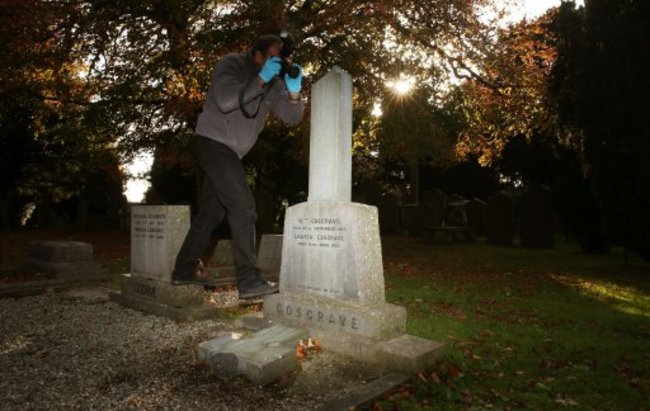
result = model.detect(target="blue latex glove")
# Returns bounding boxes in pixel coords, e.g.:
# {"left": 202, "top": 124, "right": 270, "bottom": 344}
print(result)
{"left": 258, "top": 56, "right": 282, "bottom": 83}
{"left": 284, "top": 64, "right": 303, "bottom": 93}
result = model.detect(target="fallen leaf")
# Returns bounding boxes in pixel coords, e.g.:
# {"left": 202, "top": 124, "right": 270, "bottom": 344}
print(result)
{"left": 447, "top": 362, "right": 462, "bottom": 380}
{"left": 296, "top": 340, "right": 307, "bottom": 362}
{"left": 554, "top": 396, "right": 579, "bottom": 407}
{"left": 479, "top": 329, "right": 493, "bottom": 338}
{"left": 307, "top": 337, "right": 321, "bottom": 351}
{"left": 461, "top": 389, "right": 473, "bottom": 404}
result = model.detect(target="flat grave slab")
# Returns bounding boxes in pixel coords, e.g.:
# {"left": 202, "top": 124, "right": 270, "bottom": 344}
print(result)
{"left": 25, "top": 241, "right": 107, "bottom": 279}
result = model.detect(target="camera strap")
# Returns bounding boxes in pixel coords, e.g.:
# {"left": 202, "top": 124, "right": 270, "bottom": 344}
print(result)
{"left": 238, "top": 76, "right": 277, "bottom": 119}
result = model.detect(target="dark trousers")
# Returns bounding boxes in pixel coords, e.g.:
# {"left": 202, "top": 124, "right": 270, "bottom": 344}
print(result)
{"left": 174, "top": 137, "right": 259, "bottom": 287}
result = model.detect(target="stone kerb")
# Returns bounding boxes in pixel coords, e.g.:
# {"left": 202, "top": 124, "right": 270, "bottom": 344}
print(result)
{"left": 130, "top": 205, "right": 190, "bottom": 282}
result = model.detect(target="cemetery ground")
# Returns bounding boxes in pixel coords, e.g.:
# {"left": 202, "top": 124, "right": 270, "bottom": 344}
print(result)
{"left": 1, "top": 230, "right": 649, "bottom": 409}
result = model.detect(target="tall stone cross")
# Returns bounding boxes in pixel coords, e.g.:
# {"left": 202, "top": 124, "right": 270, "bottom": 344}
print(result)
{"left": 308, "top": 66, "right": 352, "bottom": 202}
{"left": 273, "top": 66, "right": 385, "bottom": 305}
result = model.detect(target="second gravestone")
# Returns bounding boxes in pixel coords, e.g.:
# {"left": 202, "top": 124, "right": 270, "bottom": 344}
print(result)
{"left": 110, "top": 205, "right": 219, "bottom": 321}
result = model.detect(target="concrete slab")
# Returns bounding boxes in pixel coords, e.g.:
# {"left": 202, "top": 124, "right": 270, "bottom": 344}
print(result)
{"left": 240, "top": 313, "right": 274, "bottom": 331}
{"left": 317, "top": 373, "right": 410, "bottom": 411}
{"left": 376, "top": 334, "right": 445, "bottom": 374}
{"left": 197, "top": 325, "right": 308, "bottom": 385}
{"left": 109, "top": 292, "right": 220, "bottom": 322}
{"left": 27, "top": 241, "right": 94, "bottom": 262}
{"left": 25, "top": 241, "right": 106, "bottom": 279}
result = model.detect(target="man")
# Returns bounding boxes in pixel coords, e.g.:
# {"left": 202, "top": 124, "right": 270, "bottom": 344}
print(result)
{"left": 172, "top": 34, "right": 304, "bottom": 299}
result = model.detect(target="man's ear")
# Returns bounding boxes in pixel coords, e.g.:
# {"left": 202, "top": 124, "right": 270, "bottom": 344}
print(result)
{"left": 253, "top": 50, "right": 264, "bottom": 66}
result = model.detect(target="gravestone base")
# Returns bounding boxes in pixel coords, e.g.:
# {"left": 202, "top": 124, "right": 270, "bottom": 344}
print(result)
{"left": 25, "top": 241, "right": 107, "bottom": 279}
{"left": 264, "top": 292, "right": 406, "bottom": 340}
{"left": 203, "top": 266, "right": 279, "bottom": 285}
{"left": 263, "top": 292, "right": 444, "bottom": 373}
{"left": 109, "top": 292, "right": 219, "bottom": 322}
{"left": 376, "top": 334, "right": 445, "bottom": 374}
{"left": 109, "top": 275, "right": 220, "bottom": 322}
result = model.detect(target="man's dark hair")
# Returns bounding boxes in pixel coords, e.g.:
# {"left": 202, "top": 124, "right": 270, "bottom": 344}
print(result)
{"left": 252, "top": 34, "right": 283, "bottom": 55}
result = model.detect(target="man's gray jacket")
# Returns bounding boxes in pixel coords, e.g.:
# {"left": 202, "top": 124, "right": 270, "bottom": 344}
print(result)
{"left": 195, "top": 52, "right": 304, "bottom": 158}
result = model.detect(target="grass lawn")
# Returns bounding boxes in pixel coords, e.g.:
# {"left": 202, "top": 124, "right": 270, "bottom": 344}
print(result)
{"left": 381, "top": 236, "right": 650, "bottom": 410}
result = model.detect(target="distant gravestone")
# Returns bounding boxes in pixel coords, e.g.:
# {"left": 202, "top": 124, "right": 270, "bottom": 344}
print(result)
{"left": 520, "top": 186, "right": 554, "bottom": 248}
{"left": 25, "top": 241, "right": 106, "bottom": 279}
{"left": 399, "top": 205, "right": 420, "bottom": 235}
{"left": 487, "top": 191, "right": 515, "bottom": 246}
{"left": 110, "top": 205, "right": 219, "bottom": 321}
{"left": 378, "top": 192, "right": 400, "bottom": 234}
{"left": 444, "top": 195, "right": 469, "bottom": 227}
{"left": 257, "top": 234, "right": 283, "bottom": 277}
{"left": 399, "top": 203, "right": 433, "bottom": 236}
{"left": 206, "top": 235, "right": 280, "bottom": 283}
{"left": 352, "top": 180, "right": 382, "bottom": 206}
{"left": 465, "top": 198, "right": 487, "bottom": 237}
{"left": 254, "top": 188, "right": 275, "bottom": 234}
{"left": 209, "top": 239, "right": 234, "bottom": 267}
{"left": 421, "top": 189, "right": 446, "bottom": 228}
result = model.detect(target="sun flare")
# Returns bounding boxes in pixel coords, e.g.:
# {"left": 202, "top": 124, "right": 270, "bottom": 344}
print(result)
{"left": 388, "top": 76, "right": 415, "bottom": 95}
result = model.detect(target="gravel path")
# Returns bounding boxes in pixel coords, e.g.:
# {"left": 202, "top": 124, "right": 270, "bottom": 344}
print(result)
{"left": 0, "top": 288, "right": 327, "bottom": 410}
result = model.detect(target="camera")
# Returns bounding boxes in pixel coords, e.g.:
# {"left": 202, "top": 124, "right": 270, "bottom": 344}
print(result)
{"left": 279, "top": 31, "right": 300, "bottom": 79}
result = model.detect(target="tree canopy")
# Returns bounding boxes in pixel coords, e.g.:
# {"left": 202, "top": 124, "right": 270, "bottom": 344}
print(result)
{"left": 3, "top": 0, "right": 649, "bottom": 260}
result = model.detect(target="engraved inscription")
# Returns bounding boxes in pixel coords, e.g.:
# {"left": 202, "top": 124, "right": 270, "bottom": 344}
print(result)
{"left": 291, "top": 216, "right": 346, "bottom": 249}
{"left": 133, "top": 213, "right": 166, "bottom": 240}
{"left": 275, "top": 302, "right": 360, "bottom": 331}
{"left": 132, "top": 282, "right": 157, "bottom": 298}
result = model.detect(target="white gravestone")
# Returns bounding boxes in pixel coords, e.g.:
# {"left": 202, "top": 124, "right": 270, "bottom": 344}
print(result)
{"left": 277, "top": 67, "right": 385, "bottom": 305}
{"left": 263, "top": 67, "right": 444, "bottom": 372}
{"left": 130, "top": 205, "right": 190, "bottom": 282}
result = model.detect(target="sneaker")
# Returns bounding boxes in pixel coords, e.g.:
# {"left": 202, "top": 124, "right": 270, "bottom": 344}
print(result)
{"left": 238, "top": 280, "right": 279, "bottom": 299}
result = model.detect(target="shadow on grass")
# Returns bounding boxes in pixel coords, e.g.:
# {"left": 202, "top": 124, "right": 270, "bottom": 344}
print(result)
{"left": 380, "top": 236, "right": 649, "bottom": 410}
